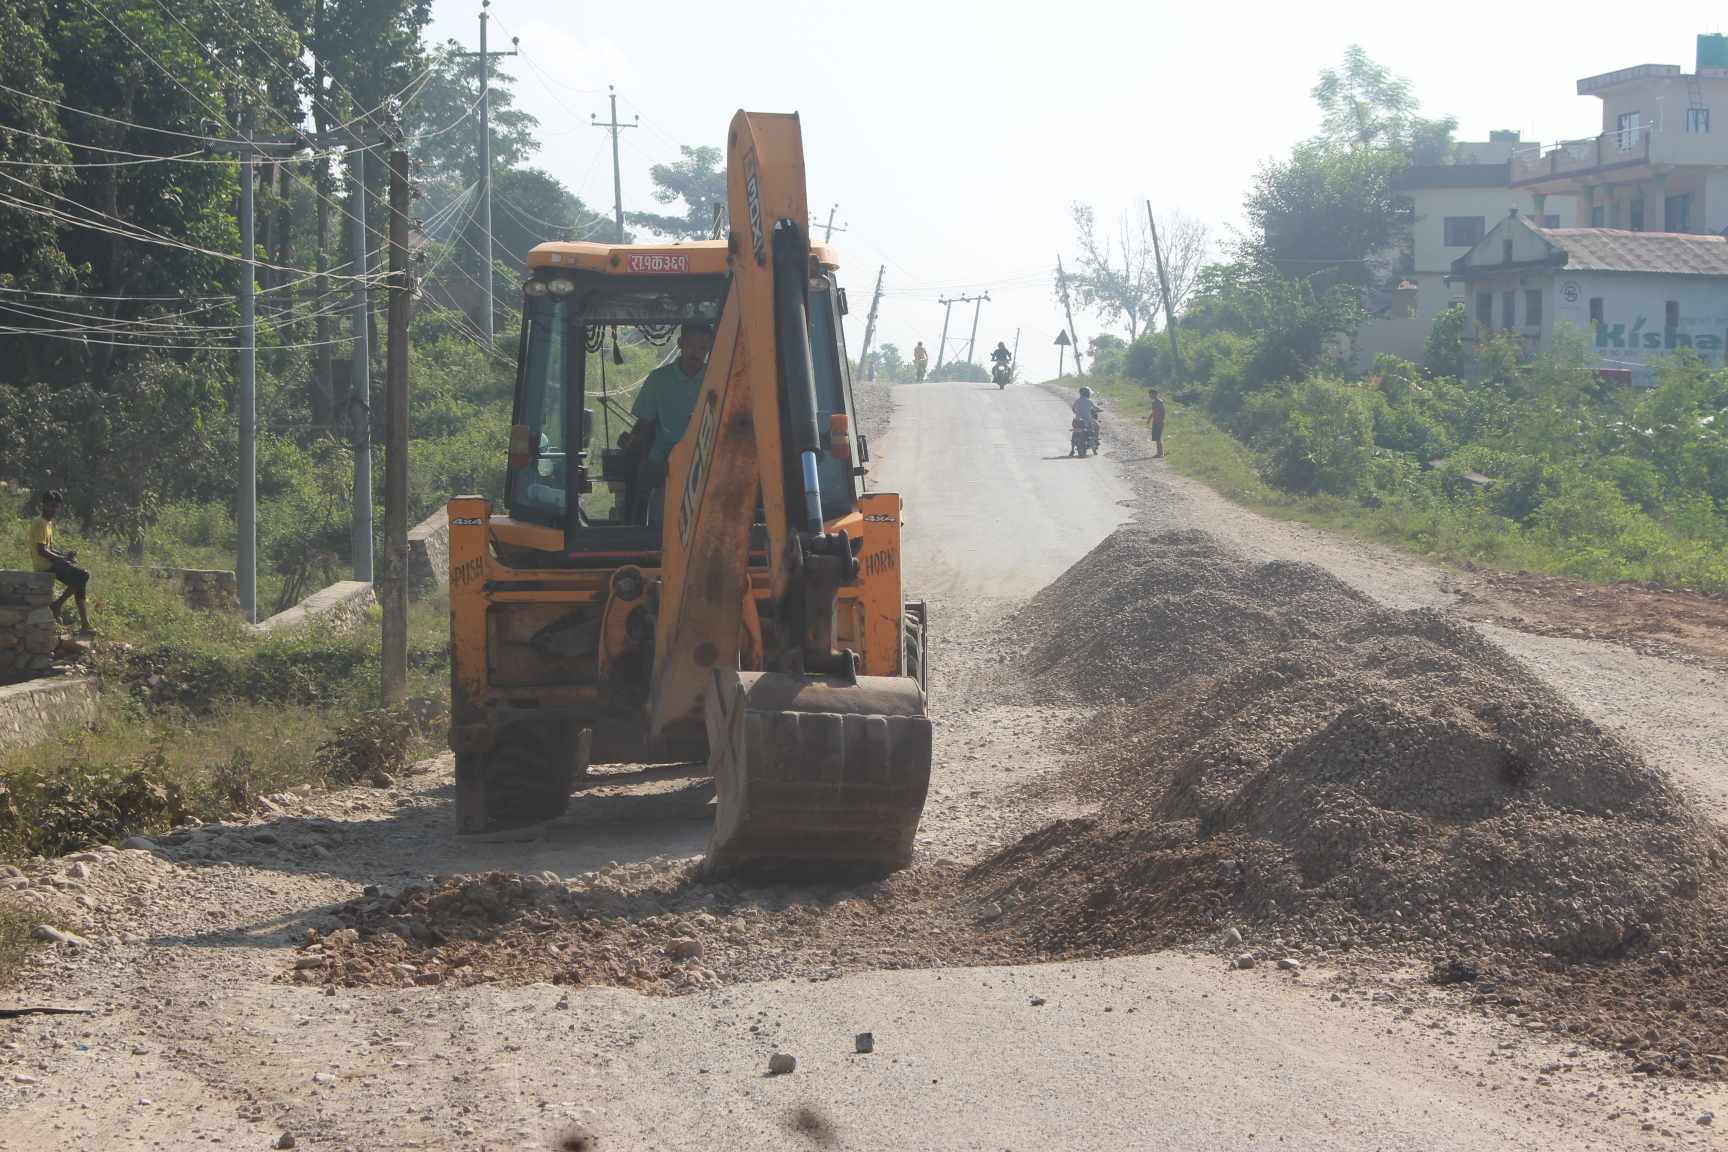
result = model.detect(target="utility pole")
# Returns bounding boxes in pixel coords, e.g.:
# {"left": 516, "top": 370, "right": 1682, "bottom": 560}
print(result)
{"left": 854, "top": 264, "right": 885, "bottom": 378}
{"left": 455, "top": 0, "right": 517, "bottom": 350}
{"left": 965, "top": 291, "right": 990, "bottom": 364}
{"left": 348, "top": 142, "right": 373, "bottom": 583}
{"left": 1011, "top": 326, "right": 1020, "bottom": 374}
{"left": 935, "top": 292, "right": 987, "bottom": 369}
{"left": 934, "top": 297, "right": 956, "bottom": 370}
{"left": 1056, "top": 255, "right": 1086, "bottom": 377}
{"left": 382, "top": 146, "right": 412, "bottom": 705}
{"left": 820, "top": 203, "right": 848, "bottom": 243}
{"left": 1146, "top": 200, "right": 1183, "bottom": 381}
{"left": 591, "top": 85, "right": 638, "bottom": 242}
{"left": 205, "top": 116, "right": 300, "bottom": 624}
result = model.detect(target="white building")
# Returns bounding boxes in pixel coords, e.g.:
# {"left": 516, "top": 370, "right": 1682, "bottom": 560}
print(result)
{"left": 1510, "top": 34, "right": 1728, "bottom": 234}
{"left": 1356, "top": 135, "right": 1577, "bottom": 364}
{"left": 1449, "top": 212, "right": 1728, "bottom": 384}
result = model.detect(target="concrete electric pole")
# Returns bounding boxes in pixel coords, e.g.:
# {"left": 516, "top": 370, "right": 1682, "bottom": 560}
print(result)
{"left": 592, "top": 85, "right": 638, "bottom": 242}
{"left": 382, "top": 146, "right": 413, "bottom": 704}
{"left": 205, "top": 117, "right": 302, "bottom": 624}
{"left": 455, "top": 0, "right": 517, "bottom": 350}
{"left": 854, "top": 264, "right": 885, "bottom": 378}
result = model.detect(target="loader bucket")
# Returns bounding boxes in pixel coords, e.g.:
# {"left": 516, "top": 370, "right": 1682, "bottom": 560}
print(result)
{"left": 704, "top": 669, "right": 933, "bottom": 875}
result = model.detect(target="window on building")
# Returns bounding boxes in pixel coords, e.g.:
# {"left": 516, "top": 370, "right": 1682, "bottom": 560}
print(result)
{"left": 1590, "top": 205, "right": 1606, "bottom": 227}
{"left": 1502, "top": 238, "right": 1515, "bottom": 264}
{"left": 1666, "top": 300, "right": 1680, "bottom": 329}
{"left": 1617, "top": 111, "right": 1642, "bottom": 150}
{"left": 1629, "top": 199, "right": 1645, "bottom": 231}
{"left": 1687, "top": 107, "right": 1711, "bottom": 134}
{"left": 1665, "top": 193, "right": 1692, "bottom": 233}
{"left": 1525, "top": 289, "right": 1543, "bottom": 328}
{"left": 1477, "top": 291, "right": 1494, "bottom": 328}
{"left": 1588, "top": 297, "right": 1604, "bottom": 326}
{"left": 1502, "top": 290, "right": 1517, "bottom": 329}
{"left": 1443, "top": 216, "right": 1486, "bottom": 247}
{"left": 1541, "top": 214, "right": 1561, "bottom": 228}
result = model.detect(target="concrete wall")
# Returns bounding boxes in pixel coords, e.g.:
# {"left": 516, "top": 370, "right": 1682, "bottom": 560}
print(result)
{"left": 1461, "top": 267, "right": 1728, "bottom": 384}
{"left": 406, "top": 506, "right": 449, "bottom": 600}
{"left": 0, "top": 674, "right": 97, "bottom": 750}
{"left": 253, "top": 580, "right": 375, "bottom": 636}
{"left": 1408, "top": 187, "right": 1577, "bottom": 295}
{"left": 151, "top": 568, "right": 240, "bottom": 613}
{"left": 0, "top": 570, "right": 58, "bottom": 683}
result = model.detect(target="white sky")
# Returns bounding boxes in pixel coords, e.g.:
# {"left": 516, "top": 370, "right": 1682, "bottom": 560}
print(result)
{"left": 429, "top": 0, "right": 1726, "bottom": 377}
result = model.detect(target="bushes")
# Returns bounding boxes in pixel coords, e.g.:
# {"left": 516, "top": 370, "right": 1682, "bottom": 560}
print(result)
{"left": 1101, "top": 261, "right": 1728, "bottom": 593}
{"left": 1247, "top": 378, "right": 1380, "bottom": 496}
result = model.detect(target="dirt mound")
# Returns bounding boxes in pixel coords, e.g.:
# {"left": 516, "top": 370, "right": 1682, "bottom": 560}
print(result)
{"left": 976, "top": 528, "right": 1722, "bottom": 966}
{"left": 1018, "top": 529, "right": 1376, "bottom": 702}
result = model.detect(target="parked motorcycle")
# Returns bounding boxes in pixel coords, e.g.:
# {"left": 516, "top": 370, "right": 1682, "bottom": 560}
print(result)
{"left": 1069, "top": 409, "right": 1102, "bottom": 457}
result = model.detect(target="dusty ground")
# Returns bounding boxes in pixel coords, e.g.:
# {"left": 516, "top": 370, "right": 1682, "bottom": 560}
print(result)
{"left": 3, "top": 379, "right": 1728, "bottom": 1149}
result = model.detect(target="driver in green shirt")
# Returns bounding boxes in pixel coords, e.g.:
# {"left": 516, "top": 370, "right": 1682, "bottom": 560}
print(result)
{"left": 622, "top": 320, "right": 713, "bottom": 522}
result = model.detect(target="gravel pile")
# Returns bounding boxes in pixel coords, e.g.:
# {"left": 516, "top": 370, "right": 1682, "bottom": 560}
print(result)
{"left": 1018, "top": 529, "right": 1376, "bottom": 703}
{"left": 977, "top": 527, "right": 1723, "bottom": 965}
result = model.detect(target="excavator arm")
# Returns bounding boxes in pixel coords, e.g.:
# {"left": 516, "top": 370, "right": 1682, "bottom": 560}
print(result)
{"left": 645, "top": 111, "right": 932, "bottom": 874}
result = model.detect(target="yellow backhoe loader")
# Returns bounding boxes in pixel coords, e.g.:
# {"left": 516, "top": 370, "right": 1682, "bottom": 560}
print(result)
{"left": 445, "top": 110, "right": 931, "bottom": 873}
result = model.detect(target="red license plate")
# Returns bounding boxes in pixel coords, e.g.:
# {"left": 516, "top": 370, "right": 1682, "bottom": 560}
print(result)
{"left": 626, "top": 253, "right": 689, "bottom": 274}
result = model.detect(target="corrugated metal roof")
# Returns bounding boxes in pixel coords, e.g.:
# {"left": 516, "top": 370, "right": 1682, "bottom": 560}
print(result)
{"left": 1535, "top": 227, "right": 1728, "bottom": 276}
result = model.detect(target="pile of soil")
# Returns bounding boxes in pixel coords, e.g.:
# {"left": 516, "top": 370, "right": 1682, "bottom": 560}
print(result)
{"left": 976, "top": 528, "right": 1723, "bottom": 967}
{"left": 1018, "top": 530, "right": 1376, "bottom": 703}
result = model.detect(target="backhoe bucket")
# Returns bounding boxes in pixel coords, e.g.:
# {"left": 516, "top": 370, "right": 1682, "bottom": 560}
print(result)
{"left": 704, "top": 669, "right": 933, "bottom": 875}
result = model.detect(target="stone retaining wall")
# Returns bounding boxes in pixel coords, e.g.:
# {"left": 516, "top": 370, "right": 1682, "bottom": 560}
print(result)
{"left": 152, "top": 567, "right": 241, "bottom": 613}
{"left": 0, "top": 674, "right": 98, "bottom": 749}
{"left": 406, "top": 506, "right": 449, "bottom": 600}
{"left": 0, "top": 570, "right": 58, "bottom": 683}
{"left": 253, "top": 579, "right": 375, "bottom": 636}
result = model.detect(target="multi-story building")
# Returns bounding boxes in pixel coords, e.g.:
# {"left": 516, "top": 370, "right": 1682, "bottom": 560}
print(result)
{"left": 1510, "top": 34, "right": 1728, "bottom": 235}
{"left": 1450, "top": 211, "right": 1728, "bottom": 385}
{"left": 1357, "top": 134, "right": 1576, "bottom": 363}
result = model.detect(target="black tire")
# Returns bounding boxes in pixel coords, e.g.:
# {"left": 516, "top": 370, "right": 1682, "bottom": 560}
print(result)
{"left": 903, "top": 600, "right": 929, "bottom": 702}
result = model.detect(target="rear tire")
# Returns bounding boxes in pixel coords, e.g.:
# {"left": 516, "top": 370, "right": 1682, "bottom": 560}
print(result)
{"left": 903, "top": 600, "right": 929, "bottom": 702}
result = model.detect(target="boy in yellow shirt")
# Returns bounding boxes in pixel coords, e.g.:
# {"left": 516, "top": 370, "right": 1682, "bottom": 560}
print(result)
{"left": 30, "top": 490, "right": 92, "bottom": 634}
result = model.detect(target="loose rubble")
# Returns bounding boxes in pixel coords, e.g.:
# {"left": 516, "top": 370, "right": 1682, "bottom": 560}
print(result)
{"left": 971, "top": 527, "right": 1728, "bottom": 1075}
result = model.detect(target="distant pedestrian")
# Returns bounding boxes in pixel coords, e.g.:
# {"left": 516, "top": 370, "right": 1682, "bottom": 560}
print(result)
{"left": 1145, "top": 390, "right": 1166, "bottom": 458}
{"left": 31, "top": 490, "right": 92, "bottom": 634}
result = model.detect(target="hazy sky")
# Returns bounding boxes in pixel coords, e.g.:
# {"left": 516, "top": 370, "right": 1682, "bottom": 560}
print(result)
{"left": 427, "top": 0, "right": 1725, "bottom": 377}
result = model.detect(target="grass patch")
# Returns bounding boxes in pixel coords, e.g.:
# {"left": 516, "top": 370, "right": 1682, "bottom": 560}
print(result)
{"left": 1079, "top": 375, "right": 1728, "bottom": 591}
{"left": 0, "top": 522, "right": 452, "bottom": 859}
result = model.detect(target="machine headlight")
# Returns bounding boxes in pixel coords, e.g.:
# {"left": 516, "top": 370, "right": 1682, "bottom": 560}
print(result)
{"left": 523, "top": 279, "right": 548, "bottom": 297}
{"left": 546, "top": 277, "right": 576, "bottom": 296}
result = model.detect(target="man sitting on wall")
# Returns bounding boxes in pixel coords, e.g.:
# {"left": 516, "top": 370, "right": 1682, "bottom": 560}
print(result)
{"left": 31, "top": 490, "right": 92, "bottom": 635}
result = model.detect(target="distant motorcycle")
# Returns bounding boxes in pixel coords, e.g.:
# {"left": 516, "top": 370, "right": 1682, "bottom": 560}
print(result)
{"left": 1070, "top": 409, "right": 1102, "bottom": 457}
{"left": 991, "top": 361, "right": 1011, "bottom": 389}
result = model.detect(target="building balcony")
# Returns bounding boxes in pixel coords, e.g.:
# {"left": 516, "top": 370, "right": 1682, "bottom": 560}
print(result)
{"left": 1511, "top": 124, "right": 1724, "bottom": 190}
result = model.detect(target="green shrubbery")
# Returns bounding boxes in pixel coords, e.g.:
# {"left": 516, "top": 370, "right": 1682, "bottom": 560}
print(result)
{"left": 1099, "top": 268, "right": 1728, "bottom": 593}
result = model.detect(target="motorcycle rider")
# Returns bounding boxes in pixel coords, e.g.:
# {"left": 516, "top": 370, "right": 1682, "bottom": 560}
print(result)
{"left": 1072, "top": 385, "right": 1101, "bottom": 430}
{"left": 989, "top": 341, "right": 1012, "bottom": 369}
{"left": 912, "top": 341, "right": 929, "bottom": 382}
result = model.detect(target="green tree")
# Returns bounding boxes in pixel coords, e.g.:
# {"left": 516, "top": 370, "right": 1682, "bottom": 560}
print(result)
{"left": 1241, "top": 144, "right": 1405, "bottom": 286}
{"left": 1423, "top": 303, "right": 1468, "bottom": 378}
{"left": 492, "top": 167, "right": 606, "bottom": 260}
{"left": 876, "top": 342, "right": 906, "bottom": 382}
{"left": 628, "top": 145, "right": 725, "bottom": 240}
{"left": 1312, "top": 44, "right": 1456, "bottom": 160}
